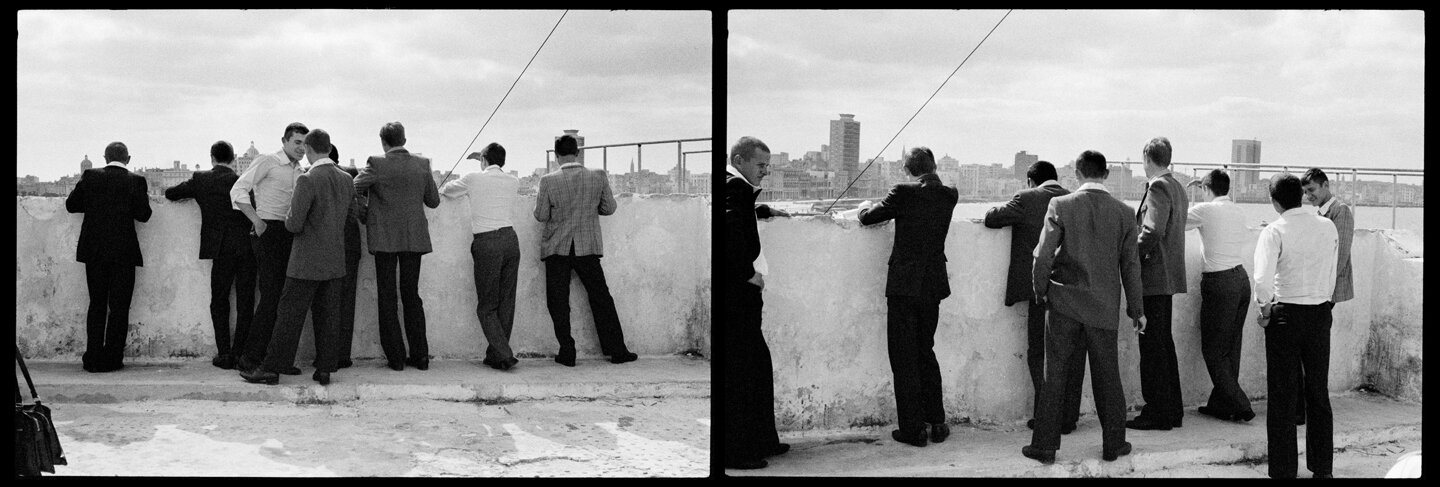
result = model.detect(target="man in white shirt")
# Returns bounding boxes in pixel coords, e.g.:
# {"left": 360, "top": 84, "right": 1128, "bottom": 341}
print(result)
{"left": 1252, "top": 173, "right": 1338, "bottom": 479}
{"left": 441, "top": 143, "right": 520, "bottom": 371}
{"left": 1184, "top": 170, "right": 1256, "bottom": 423}
{"left": 230, "top": 122, "right": 308, "bottom": 375}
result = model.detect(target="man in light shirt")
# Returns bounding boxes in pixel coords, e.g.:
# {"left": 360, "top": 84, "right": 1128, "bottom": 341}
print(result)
{"left": 1296, "top": 167, "right": 1354, "bottom": 427}
{"left": 441, "top": 143, "right": 520, "bottom": 371}
{"left": 1253, "top": 173, "right": 1338, "bottom": 479}
{"left": 231, "top": 122, "right": 308, "bottom": 376}
{"left": 1184, "top": 170, "right": 1256, "bottom": 423}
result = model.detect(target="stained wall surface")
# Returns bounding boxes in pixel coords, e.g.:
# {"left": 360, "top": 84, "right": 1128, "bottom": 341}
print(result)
{"left": 15, "top": 195, "right": 711, "bottom": 361}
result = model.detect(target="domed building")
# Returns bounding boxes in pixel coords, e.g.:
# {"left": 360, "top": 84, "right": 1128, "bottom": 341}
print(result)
{"left": 80, "top": 154, "right": 93, "bottom": 172}
{"left": 237, "top": 141, "right": 261, "bottom": 173}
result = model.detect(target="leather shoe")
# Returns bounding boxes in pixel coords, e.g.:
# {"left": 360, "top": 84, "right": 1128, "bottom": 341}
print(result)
{"left": 609, "top": 352, "right": 638, "bottom": 364}
{"left": 278, "top": 365, "right": 301, "bottom": 375}
{"left": 725, "top": 458, "right": 767, "bottom": 470}
{"left": 388, "top": 359, "right": 405, "bottom": 371}
{"left": 930, "top": 423, "right": 950, "bottom": 443}
{"left": 212, "top": 354, "right": 236, "bottom": 370}
{"left": 1026, "top": 419, "right": 1035, "bottom": 430}
{"left": 498, "top": 358, "right": 518, "bottom": 371}
{"left": 1198, "top": 406, "right": 1234, "bottom": 421}
{"left": 337, "top": 359, "right": 353, "bottom": 369}
{"left": 1022, "top": 445, "right": 1056, "bottom": 464}
{"left": 891, "top": 428, "right": 927, "bottom": 447}
{"left": 763, "top": 442, "right": 790, "bottom": 457}
{"left": 482, "top": 357, "right": 500, "bottom": 369}
{"left": 237, "top": 356, "right": 260, "bottom": 373}
{"left": 405, "top": 357, "right": 430, "bottom": 371}
{"left": 1234, "top": 410, "right": 1256, "bottom": 422}
{"left": 1061, "top": 422, "right": 1077, "bottom": 435}
{"left": 1296, "top": 416, "right": 1306, "bottom": 426}
{"left": 1313, "top": 473, "right": 1333, "bottom": 479}
{"left": 554, "top": 352, "right": 576, "bottom": 367}
{"left": 1103, "top": 441, "right": 1133, "bottom": 461}
{"left": 1126, "top": 416, "right": 1173, "bottom": 431}
{"left": 240, "top": 368, "right": 279, "bottom": 385}
{"left": 312, "top": 371, "right": 330, "bottom": 385}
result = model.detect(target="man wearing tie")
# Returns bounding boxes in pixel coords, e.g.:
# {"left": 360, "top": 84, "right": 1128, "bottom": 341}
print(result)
{"left": 858, "top": 147, "right": 960, "bottom": 448}
{"left": 1127, "top": 137, "right": 1189, "bottom": 431}
{"left": 66, "top": 141, "right": 153, "bottom": 372}
{"left": 1023, "top": 150, "right": 1145, "bottom": 465}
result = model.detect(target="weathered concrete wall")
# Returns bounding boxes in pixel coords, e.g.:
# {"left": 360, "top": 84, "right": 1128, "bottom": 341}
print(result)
{"left": 16, "top": 195, "right": 710, "bottom": 361}
{"left": 1360, "top": 232, "right": 1423, "bottom": 402}
{"left": 755, "top": 216, "right": 1414, "bottom": 431}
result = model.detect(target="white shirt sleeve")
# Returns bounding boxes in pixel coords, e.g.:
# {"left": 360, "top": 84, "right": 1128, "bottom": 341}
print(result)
{"left": 1252, "top": 225, "right": 1280, "bottom": 306}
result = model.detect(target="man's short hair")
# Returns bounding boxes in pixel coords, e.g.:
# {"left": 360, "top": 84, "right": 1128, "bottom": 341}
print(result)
{"left": 329, "top": 145, "right": 340, "bottom": 163}
{"left": 1027, "top": 161, "right": 1058, "bottom": 186}
{"left": 554, "top": 135, "right": 579, "bottom": 157}
{"left": 904, "top": 147, "right": 937, "bottom": 176}
{"left": 104, "top": 142, "right": 129, "bottom": 163}
{"left": 304, "top": 129, "right": 333, "bottom": 156}
{"left": 211, "top": 140, "right": 235, "bottom": 163}
{"left": 483, "top": 142, "right": 506, "bottom": 167}
{"left": 729, "top": 136, "right": 770, "bottom": 163}
{"left": 1269, "top": 173, "right": 1304, "bottom": 210}
{"left": 282, "top": 122, "right": 309, "bottom": 142}
{"left": 1301, "top": 167, "right": 1329, "bottom": 186}
{"left": 1202, "top": 169, "right": 1230, "bottom": 196}
{"left": 380, "top": 122, "right": 407, "bottom": 148}
{"left": 1143, "top": 137, "right": 1172, "bottom": 167}
{"left": 1075, "top": 150, "right": 1108, "bottom": 179}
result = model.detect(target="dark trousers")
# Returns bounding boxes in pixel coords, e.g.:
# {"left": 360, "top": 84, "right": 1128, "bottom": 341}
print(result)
{"left": 544, "top": 251, "right": 629, "bottom": 356}
{"left": 721, "top": 282, "right": 780, "bottom": 462}
{"left": 260, "top": 277, "right": 341, "bottom": 374}
{"left": 209, "top": 246, "right": 256, "bottom": 357}
{"left": 329, "top": 220, "right": 362, "bottom": 364}
{"left": 375, "top": 251, "right": 427, "bottom": 362}
{"left": 888, "top": 296, "right": 946, "bottom": 434}
{"left": 1138, "top": 294, "right": 1183, "bottom": 420}
{"left": 1031, "top": 310, "right": 1126, "bottom": 452}
{"left": 83, "top": 261, "right": 136, "bottom": 368}
{"left": 1200, "top": 265, "right": 1253, "bottom": 415}
{"left": 473, "top": 228, "right": 520, "bottom": 362}
{"left": 1265, "top": 302, "right": 1333, "bottom": 478}
{"left": 240, "top": 221, "right": 293, "bottom": 365}
{"left": 1025, "top": 300, "right": 1083, "bottom": 424}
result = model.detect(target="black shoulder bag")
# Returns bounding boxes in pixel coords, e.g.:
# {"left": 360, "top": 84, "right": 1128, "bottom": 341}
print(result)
{"left": 15, "top": 346, "right": 67, "bottom": 476}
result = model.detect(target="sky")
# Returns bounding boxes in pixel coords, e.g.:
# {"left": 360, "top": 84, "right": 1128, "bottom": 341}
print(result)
{"left": 727, "top": 10, "right": 1424, "bottom": 182}
{"left": 17, "top": 9, "right": 712, "bottom": 182}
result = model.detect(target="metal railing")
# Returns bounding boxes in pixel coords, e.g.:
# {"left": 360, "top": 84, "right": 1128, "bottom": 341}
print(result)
{"left": 1170, "top": 162, "right": 1423, "bottom": 229}
{"left": 544, "top": 137, "right": 711, "bottom": 194}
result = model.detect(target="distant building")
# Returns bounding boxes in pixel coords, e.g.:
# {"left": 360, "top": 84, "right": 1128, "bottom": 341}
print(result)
{"left": 769, "top": 152, "right": 789, "bottom": 167}
{"left": 828, "top": 114, "right": 860, "bottom": 182}
{"left": 237, "top": 141, "right": 261, "bottom": 174}
{"left": 80, "top": 154, "right": 93, "bottom": 172}
{"left": 1231, "top": 139, "right": 1261, "bottom": 191}
{"left": 551, "top": 129, "right": 585, "bottom": 171}
{"left": 1014, "top": 150, "right": 1038, "bottom": 181}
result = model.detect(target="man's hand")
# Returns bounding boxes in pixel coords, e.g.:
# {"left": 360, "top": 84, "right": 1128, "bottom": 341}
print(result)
{"left": 1133, "top": 315, "right": 1147, "bottom": 334}
{"left": 1257, "top": 303, "right": 1273, "bottom": 328}
{"left": 771, "top": 208, "right": 792, "bottom": 218}
{"left": 747, "top": 272, "right": 765, "bottom": 290}
{"left": 467, "top": 152, "right": 485, "bottom": 162}
{"left": 252, "top": 218, "right": 267, "bottom": 237}
{"left": 857, "top": 200, "right": 874, "bottom": 211}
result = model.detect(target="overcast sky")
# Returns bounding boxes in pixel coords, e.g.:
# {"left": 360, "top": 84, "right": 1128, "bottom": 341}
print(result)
{"left": 18, "top": 9, "right": 712, "bottom": 182}
{"left": 727, "top": 10, "right": 1424, "bottom": 181}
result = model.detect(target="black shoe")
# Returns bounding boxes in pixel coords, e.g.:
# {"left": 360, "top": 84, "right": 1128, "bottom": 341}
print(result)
{"left": 278, "top": 365, "right": 301, "bottom": 375}
{"left": 1234, "top": 410, "right": 1256, "bottom": 422}
{"left": 82, "top": 362, "right": 97, "bottom": 373}
{"left": 1172, "top": 416, "right": 1183, "bottom": 428}
{"left": 554, "top": 352, "right": 576, "bottom": 367}
{"left": 1126, "top": 416, "right": 1173, "bottom": 431}
{"left": 609, "top": 352, "right": 638, "bottom": 364}
{"left": 312, "top": 371, "right": 330, "bottom": 385}
{"left": 388, "top": 359, "right": 405, "bottom": 371}
{"left": 891, "top": 428, "right": 927, "bottom": 447}
{"left": 1198, "top": 406, "right": 1234, "bottom": 421}
{"left": 1313, "top": 473, "right": 1333, "bottom": 479}
{"left": 725, "top": 458, "right": 768, "bottom": 470}
{"left": 498, "top": 358, "right": 518, "bottom": 371}
{"left": 1296, "top": 416, "right": 1306, "bottom": 426}
{"left": 930, "top": 423, "right": 950, "bottom": 443}
{"left": 764, "top": 442, "right": 790, "bottom": 457}
{"left": 482, "top": 357, "right": 500, "bottom": 369}
{"left": 1061, "top": 422, "right": 1077, "bottom": 435}
{"left": 240, "top": 368, "right": 279, "bottom": 385}
{"left": 237, "top": 356, "right": 260, "bottom": 373}
{"left": 96, "top": 362, "right": 124, "bottom": 373}
{"left": 337, "top": 359, "right": 353, "bottom": 369}
{"left": 1103, "top": 441, "right": 1133, "bottom": 461}
{"left": 1026, "top": 419, "right": 1035, "bottom": 430}
{"left": 1022, "top": 445, "right": 1056, "bottom": 465}
{"left": 212, "top": 354, "right": 236, "bottom": 370}
{"left": 406, "top": 356, "right": 430, "bottom": 371}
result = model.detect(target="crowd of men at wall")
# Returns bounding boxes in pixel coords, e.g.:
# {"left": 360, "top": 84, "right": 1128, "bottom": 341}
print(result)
{"left": 63, "top": 125, "right": 640, "bottom": 388}
{"left": 724, "top": 136, "right": 1353, "bottom": 479}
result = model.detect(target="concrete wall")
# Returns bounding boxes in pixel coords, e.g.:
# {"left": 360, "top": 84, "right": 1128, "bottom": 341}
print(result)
{"left": 755, "top": 216, "right": 1419, "bottom": 431}
{"left": 15, "top": 195, "right": 711, "bottom": 361}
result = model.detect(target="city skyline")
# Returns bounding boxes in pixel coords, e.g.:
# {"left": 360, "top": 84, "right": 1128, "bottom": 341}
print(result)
{"left": 17, "top": 10, "right": 712, "bottom": 182}
{"left": 728, "top": 10, "right": 1424, "bottom": 178}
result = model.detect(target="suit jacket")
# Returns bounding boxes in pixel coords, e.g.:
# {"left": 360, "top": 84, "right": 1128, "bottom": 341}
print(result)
{"left": 858, "top": 173, "right": 959, "bottom": 301}
{"left": 1321, "top": 198, "right": 1355, "bottom": 303}
{"left": 1136, "top": 172, "right": 1189, "bottom": 295}
{"left": 984, "top": 183, "right": 1071, "bottom": 306}
{"left": 354, "top": 148, "right": 440, "bottom": 254}
{"left": 164, "top": 165, "right": 252, "bottom": 259}
{"left": 533, "top": 163, "right": 617, "bottom": 258}
{"left": 723, "top": 173, "right": 779, "bottom": 285}
{"left": 285, "top": 163, "right": 352, "bottom": 281}
{"left": 65, "top": 165, "right": 153, "bottom": 266}
{"left": 1033, "top": 188, "right": 1144, "bottom": 330}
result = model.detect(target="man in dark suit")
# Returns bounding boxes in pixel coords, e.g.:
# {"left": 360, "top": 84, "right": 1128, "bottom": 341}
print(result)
{"left": 1023, "top": 150, "right": 1145, "bottom": 465}
{"left": 66, "top": 141, "right": 153, "bottom": 373}
{"left": 354, "top": 122, "right": 441, "bottom": 371}
{"left": 857, "top": 147, "right": 959, "bottom": 448}
{"left": 1127, "top": 137, "right": 1190, "bottom": 431}
{"left": 329, "top": 145, "right": 363, "bottom": 370}
{"left": 164, "top": 141, "right": 256, "bottom": 370}
{"left": 534, "top": 134, "right": 638, "bottom": 367}
{"left": 722, "top": 136, "right": 788, "bottom": 470}
{"left": 240, "top": 129, "right": 352, "bottom": 386}
{"left": 983, "top": 160, "right": 1079, "bottom": 433}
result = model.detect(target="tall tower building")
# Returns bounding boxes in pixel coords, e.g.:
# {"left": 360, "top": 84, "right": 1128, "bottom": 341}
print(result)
{"left": 828, "top": 114, "right": 860, "bottom": 183}
{"left": 1231, "top": 139, "right": 1261, "bottom": 190}
{"left": 80, "top": 154, "right": 93, "bottom": 172}
{"left": 1014, "top": 150, "right": 1038, "bottom": 181}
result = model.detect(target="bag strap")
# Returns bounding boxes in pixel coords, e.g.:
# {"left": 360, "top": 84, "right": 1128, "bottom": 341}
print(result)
{"left": 16, "top": 345, "right": 39, "bottom": 401}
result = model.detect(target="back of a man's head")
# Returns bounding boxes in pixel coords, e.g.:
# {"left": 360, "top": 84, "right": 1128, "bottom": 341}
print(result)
{"left": 483, "top": 142, "right": 507, "bottom": 167}
{"left": 104, "top": 141, "right": 129, "bottom": 163}
{"left": 305, "top": 129, "right": 333, "bottom": 156}
{"left": 211, "top": 140, "right": 235, "bottom": 164}
{"left": 1203, "top": 169, "right": 1230, "bottom": 196}
{"left": 1269, "top": 173, "right": 1304, "bottom": 210}
{"left": 380, "top": 122, "right": 406, "bottom": 148}
{"left": 904, "top": 147, "right": 936, "bottom": 176}
{"left": 1075, "top": 150, "right": 1108, "bottom": 179}
{"left": 1028, "top": 160, "right": 1057, "bottom": 186}
{"left": 554, "top": 135, "right": 579, "bottom": 158}
{"left": 1143, "top": 137, "right": 1172, "bottom": 167}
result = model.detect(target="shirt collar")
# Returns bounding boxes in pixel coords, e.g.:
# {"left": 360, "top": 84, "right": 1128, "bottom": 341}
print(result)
{"left": 560, "top": 162, "right": 583, "bottom": 169}
{"left": 275, "top": 150, "right": 301, "bottom": 166}
{"left": 1318, "top": 196, "right": 1337, "bottom": 215}
{"left": 1148, "top": 169, "right": 1172, "bottom": 182}
{"left": 725, "top": 163, "right": 753, "bottom": 187}
{"left": 310, "top": 158, "right": 335, "bottom": 167}
{"left": 386, "top": 146, "right": 407, "bottom": 154}
{"left": 1212, "top": 195, "right": 1233, "bottom": 203}
{"left": 1077, "top": 181, "right": 1108, "bottom": 193}
{"left": 105, "top": 161, "right": 128, "bottom": 170}
{"left": 1038, "top": 179, "right": 1061, "bottom": 188}
{"left": 1280, "top": 207, "right": 1311, "bottom": 219}
{"left": 484, "top": 165, "right": 505, "bottom": 173}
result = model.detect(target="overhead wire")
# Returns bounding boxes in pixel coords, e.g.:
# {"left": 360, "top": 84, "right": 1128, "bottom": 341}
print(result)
{"left": 822, "top": 9, "right": 1013, "bottom": 214}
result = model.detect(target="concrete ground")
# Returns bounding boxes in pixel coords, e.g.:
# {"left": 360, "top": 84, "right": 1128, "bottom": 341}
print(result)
{"left": 22, "top": 356, "right": 710, "bottom": 477}
{"left": 727, "top": 391, "right": 1420, "bottom": 478}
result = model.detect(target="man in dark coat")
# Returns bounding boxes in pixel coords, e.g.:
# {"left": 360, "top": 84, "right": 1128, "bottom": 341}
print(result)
{"left": 1128, "top": 137, "right": 1190, "bottom": 431}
